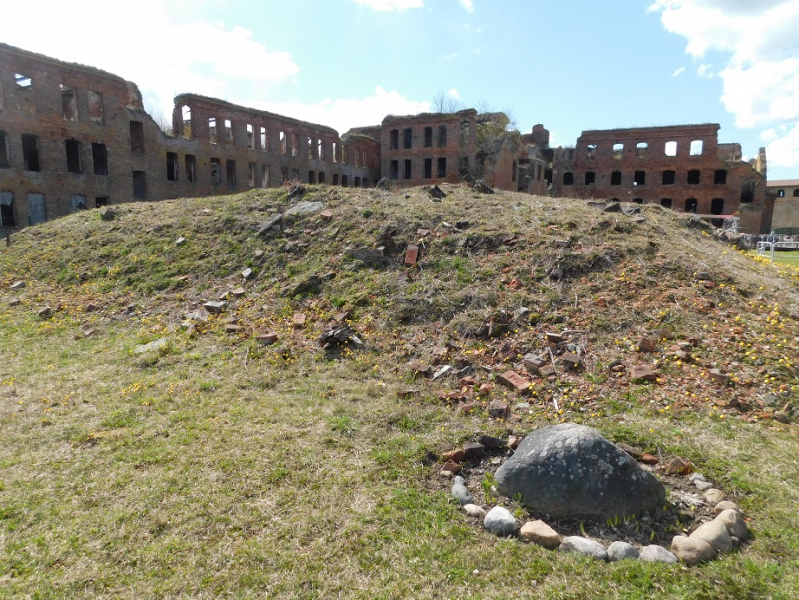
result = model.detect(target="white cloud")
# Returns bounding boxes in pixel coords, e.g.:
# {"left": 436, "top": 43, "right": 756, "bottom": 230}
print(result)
{"left": 2, "top": 0, "right": 299, "bottom": 122}
{"left": 671, "top": 66, "right": 685, "bottom": 77}
{"left": 765, "top": 123, "right": 799, "bottom": 168}
{"left": 249, "top": 87, "right": 431, "bottom": 134}
{"left": 696, "top": 64, "right": 714, "bottom": 78}
{"left": 650, "top": 0, "right": 799, "bottom": 168}
{"left": 448, "top": 88, "right": 461, "bottom": 100}
{"left": 460, "top": 0, "right": 475, "bottom": 13}
{"left": 352, "top": 0, "right": 424, "bottom": 10}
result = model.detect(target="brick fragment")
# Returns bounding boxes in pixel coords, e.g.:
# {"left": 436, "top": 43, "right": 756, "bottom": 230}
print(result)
{"left": 499, "top": 370, "right": 531, "bottom": 394}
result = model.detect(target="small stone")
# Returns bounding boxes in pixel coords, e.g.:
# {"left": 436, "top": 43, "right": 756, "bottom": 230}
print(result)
{"left": 225, "top": 324, "right": 242, "bottom": 334}
{"left": 256, "top": 332, "right": 278, "bottom": 345}
{"left": 703, "top": 488, "right": 727, "bottom": 505}
{"left": 607, "top": 541, "right": 639, "bottom": 561}
{"left": 523, "top": 353, "right": 547, "bottom": 373}
{"left": 462, "top": 442, "right": 485, "bottom": 459}
{"left": 716, "top": 508, "right": 748, "bottom": 539}
{"left": 10, "top": 281, "right": 25, "bottom": 290}
{"left": 690, "top": 519, "right": 733, "bottom": 553}
{"left": 478, "top": 383, "right": 494, "bottom": 396}
{"left": 203, "top": 301, "right": 227, "bottom": 314}
{"left": 134, "top": 338, "right": 167, "bottom": 354}
{"left": 38, "top": 307, "right": 52, "bottom": 318}
{"left": 561, "top": 352, "right": 582, "bottom": 370}
{"left": 483, "top": 506, "right": 518, "bottom": 537}
{"left": 451, "top": 476, "right": 473, "bottom": 505}
{"left": 292, "top": 313, "right": 306, "bottom": 328}
{"left": 639, "top": 453, "right": 659, "bottom": 465}
{"left": 8, "top": 297, "right": 21, "bottom": 306}
{"left": 538, "top": 364, "right": 557, "bottom": 378}
{"left": 458, "top": 402, "right": 476, "bottom": 414}
{"left": 487, "top": 399, "right": 509, "bottom": 418}
{"left": 442, "top": 449, "right": 465, "bottom": 463}
{"left": 694, "top": 479, "right": 714, "bottom": 491}
{"left": 630, "top": 365, "right": 657, "bottom": 381}
{"left": 175, "top": 236, "right": 186, "bottom": 246}
{"left": 441, "top": 460, "right": 461, "bottom": 476}
{"left": 520, "top": 520, "right": 560, "bottom": 548}
{"left": 412, "top": 363, "right": 433, "bottom": 378}
{"left": 560, "top": 536, "right": 608, "bottom": 561}
{"left": 463, "top": 504, "right": 486, "bottom": 518}
{"left": 637, "top": 338, "right": 657, "bottom": 353}
{"left": 432, "top": 365, "right": 453, "bottom": 381}
{"left": 508, "top": 435, "right": 521, "bottom": 450}
{"left": 241, "top": 268, "right": 253, "bottom": 280}
{"left": 665, "top": 457, "right": 693, "bottom": 475}
{"left": 230, "top": 287, "right": 246, "bottom": 298}
{"left": 707, "top": 369, "right": 731, "bottom": 386}
{"left": 639, "top": 545, "right": 677, "bottom": 563}
{"left": 713, "top": 500, "right": 740, "bottom": 516}
{"left": 99, "top": 207, "right": 115, "bottom": 221}
{"left": 671, "top": 535, "right": 717, "bottom": 565}
{"left": 545, "top": 332, "right": 564, "bottom": 344}
{"left": 478, "top": 435, "right": 506, "bottom": 449}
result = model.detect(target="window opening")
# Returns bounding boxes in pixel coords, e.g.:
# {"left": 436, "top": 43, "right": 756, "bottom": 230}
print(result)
{"left": 0, "top": 131, "right": 10, "bottom": 168}
{"left": 714, "top": 170, "right": 727, "bottom": 185}
{"left": 64, "top": 139, "right": 83, "bottom": 172}
{"left": 611, "top": 171, "right": 621, "bottom": 186}
{"left": 95, "top": 196, "right": 109, "bottom": 208}
{"left": 226, "top": 160, "right": 236, "bottom": 189}
{"left": 438, "top": 125, "right": 447, "bottom": 147}
{"left": 70, "top": 195, "right": 88, "bottom": 212}
{"left": 363, "top": 150, "right": 368, "bottom": 167}
{"left": 308, "top": 136, "right": 313, "bottom": 159}
{"left": 166, "top": 152, "right": 179, "bottom": 181}
{"left": 355, "top": 148, "right": 361, "bottom": 168}
{"left": 354, "top": 176, "right": 360, "bottom": 187}
{"left": 362, "top": 178, "right": 368, "bottom": 187}
{"left": 225, "top": 119, "right": 233, "bottom": 144}
{"left": 424, "top": 127, "right": 433, "bottom": 148}
{"left": 27, "top": 193, "right": 46, "bottom": 225}
{"left": 291, "top": 133, "right": 298, "bottom": 157}
{"left": 292, "top": 168, "right": 300, "bottom": 181}
{"left": 794, "top": 189, "right": 799, "bottom": 198}
{"left": 308, "top": 170, "right": 316, "bottom": 184}
{"left": 261, "top": 165, "right": 269, "bottom": 187}
{"left": 423, "top": 158, "right": 432, "bottom": 179}
{"left": 179, "top": 104, "right": 191, "bottom": 138}
{"left": 342, "top": 145, "right": 347, "bottom": 165}
{"left": 332, "top": 174, "right": 339, "bottom": 185}
{"left": 130, "top": 121, "right": 145, "bottom": 152}
{"left": 563, "top": 171, "right": 574, "bottom": 185}
{"left": 740, "top": 181, "right": 755, "bottom": 203}
{"left": 390, "top": 160, "right": 399, "bottom": 180}
{"left": 634, "top": 198, "right": 644, "bottom": 204}
{"left": 661, "top": 198, "right": 672, "bottom": 209}
{"left": 711, "top": 198, "right": 724, "bottom": 215}
{"left": 185, "top": 155, "right": 196, "bottom": 183}
{"left": 61, "top": 85, "right": 77, "bottom": 121}
{"left": 280, "top": 131, "right": 286, "bottom": 155}
{"left": 210, "top": 158, "right": 221, "bottom": 185}
{"left": 332, "top": 142, "right": 338, "bottom": 163}
{"left": 260, "top": 126, "right": 267, "bottom": 151}
{"left": 248, "top": 162, "right": 256, "bottom": 187}
{"left": 318, "top": 139, "right": 324, "bottom": 161}
{"left": 318, "top": 172, "right": 326, "bottom": 184}
{"left": 341, "top": 175, "right": 348, "bottom": 187}
{"left": 132, "top": 171, "right": 147, "bottom": 199}
{"left": 685, "top": 198, "right": 698, "bottom": 213}
{"left": 21, "top": 134, "right": 40, "bottom": 171}
{"left": 280, "top": 167, "right": 288, "bottom": 182}
{"left": 544, "top": 168, "right": 553, "bottom": 184}
{"left": 390, "top": 129, "right": 399, "bottom": 150}
{"left": 586, "top": 144, "right": 597, "bottom": 159}
{"left": 585, "top": 171, "right": 595, "bottom": 185}
{"left": 636, "top": 142, "right": 648, "bottom": 157}
{"left": 247, "top": 124, "right": 254, "bottom": 149}
{"left": 664, "top": 141, "right": 677, "bottom": 156}
{"left": 208, "top": 118, "right": 217, "bottom": 144}
{"left": 0, "top": 192, "right": 15, "bottom": 227}
{"left": 662, "top": 170, "right": 675, "bottom": 185}
{"left": 512, "top": 160, "right": 517, "bottom": 183}
{"left": 687, "top": 169, "right": 701, "bottom": 185}
{"left": 404, "top": 159, "right": 412, "bottom": 179}
{"left": 634, "top": 170, "right": 646, "bottom": 186}
{"left": 92, "top": 143, "right": 108, "bottom": 175}
{"left": 612, "top": 143, "right": 623, "bottom": 159}
{"left": 403, "top": 128, "right": 412, "bottom": 149}
{"left": 690, "top": 140, "right": 703, "bottom": 156}
{"left": 15, "top": 74, "right": 34, "bottom": 115}
{"left": 438, "top": 157, "right": 446, "bottom": 178}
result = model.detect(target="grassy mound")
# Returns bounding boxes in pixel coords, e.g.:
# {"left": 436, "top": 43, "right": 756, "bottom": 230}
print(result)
{"left": 1, "top": 184, "right": 798, "bottom": 597}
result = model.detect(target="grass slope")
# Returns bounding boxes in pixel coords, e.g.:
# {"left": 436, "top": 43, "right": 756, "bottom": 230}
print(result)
{"left": 1, "top": 185, "right": 798, "bottom": 598}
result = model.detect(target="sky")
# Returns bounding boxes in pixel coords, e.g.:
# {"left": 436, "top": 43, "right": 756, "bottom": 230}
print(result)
{"left": 3, "top": 0, "right": 798, "bottom": 180}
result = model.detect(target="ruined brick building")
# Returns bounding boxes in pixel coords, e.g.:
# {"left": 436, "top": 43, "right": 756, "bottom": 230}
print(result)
{"left": 0, "top": 42, "right": 772, "bottom": 235}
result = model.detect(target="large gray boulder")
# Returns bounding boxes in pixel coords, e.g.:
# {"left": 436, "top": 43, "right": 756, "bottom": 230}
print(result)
{"left": 495, "top": 424, "right": 666, "bottom": 520}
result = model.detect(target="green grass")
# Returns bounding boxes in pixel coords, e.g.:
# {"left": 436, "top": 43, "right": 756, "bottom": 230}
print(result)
{"left": 1, "top": 186, "right": 798, "bottom": 597}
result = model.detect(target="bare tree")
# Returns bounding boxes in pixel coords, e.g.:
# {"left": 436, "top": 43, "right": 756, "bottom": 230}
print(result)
{"left": 431, "top": 91, "right": 464, "bottom": 114}
{"left": 144, "top": 101, "right": 173, "bottom": 135}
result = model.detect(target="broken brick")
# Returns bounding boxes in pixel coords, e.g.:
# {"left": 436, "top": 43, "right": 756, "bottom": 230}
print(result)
{"left": 707, "top": 369, "right": 731, "bottom": 386}
{"left": 487, "top": 399, "right": 510, "bottom": 418}
{"left": 441, "top": 460, "right": 461, "bottom": 475}
{"left": 256, "top": 332, "right": 278, "bottom": 345}
{"left": 538, "top": 365, "right": 557, "bottom": 378}
{"left": 396, "top": 389, "right": 420, "bottom": 399}
{"left": 637, "top": 338, "right": 657, "bottom": 353}
{"left": 499, "top": 370, "right": 531, "bottom": 394}
{"left": 442, "top": 449, "right": 466, "bottom": 463}
{"left": 462, "top": 442, "right": 486, "bottom": 459}
{"left": 404, "top": 244, "right": 419, "bottom": 266}
{"left": 630, "top": 365, "right": 657, "bottom": 381}
{"left": 561, "top": 352, "right": 582, "bottom": 370}
{"left": 292, "top": 313, "right": 306, "bottom": 328}
{"left": 523, "top": 353, "right": 547, "bottom": 373}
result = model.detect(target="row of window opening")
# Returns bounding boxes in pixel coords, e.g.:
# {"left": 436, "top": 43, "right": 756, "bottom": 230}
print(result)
{"left": 562, "top": 169, "right": 728, "bottom": 186}
{"left": 389, "top": 126, "right": 448, "bottom": 150}
{"left": 586, "top": 140, "right": 705, "bottom": 159}
{"left": 0, "top": 130, "right": 108, "bottom": 175}
{"left": 2, "top": 72, "right": 105, "bottom": 122}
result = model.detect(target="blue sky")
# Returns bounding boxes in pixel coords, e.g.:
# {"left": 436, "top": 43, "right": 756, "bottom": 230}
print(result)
{"left": 4, "top": 0, "right": 798, "bottom": 180}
